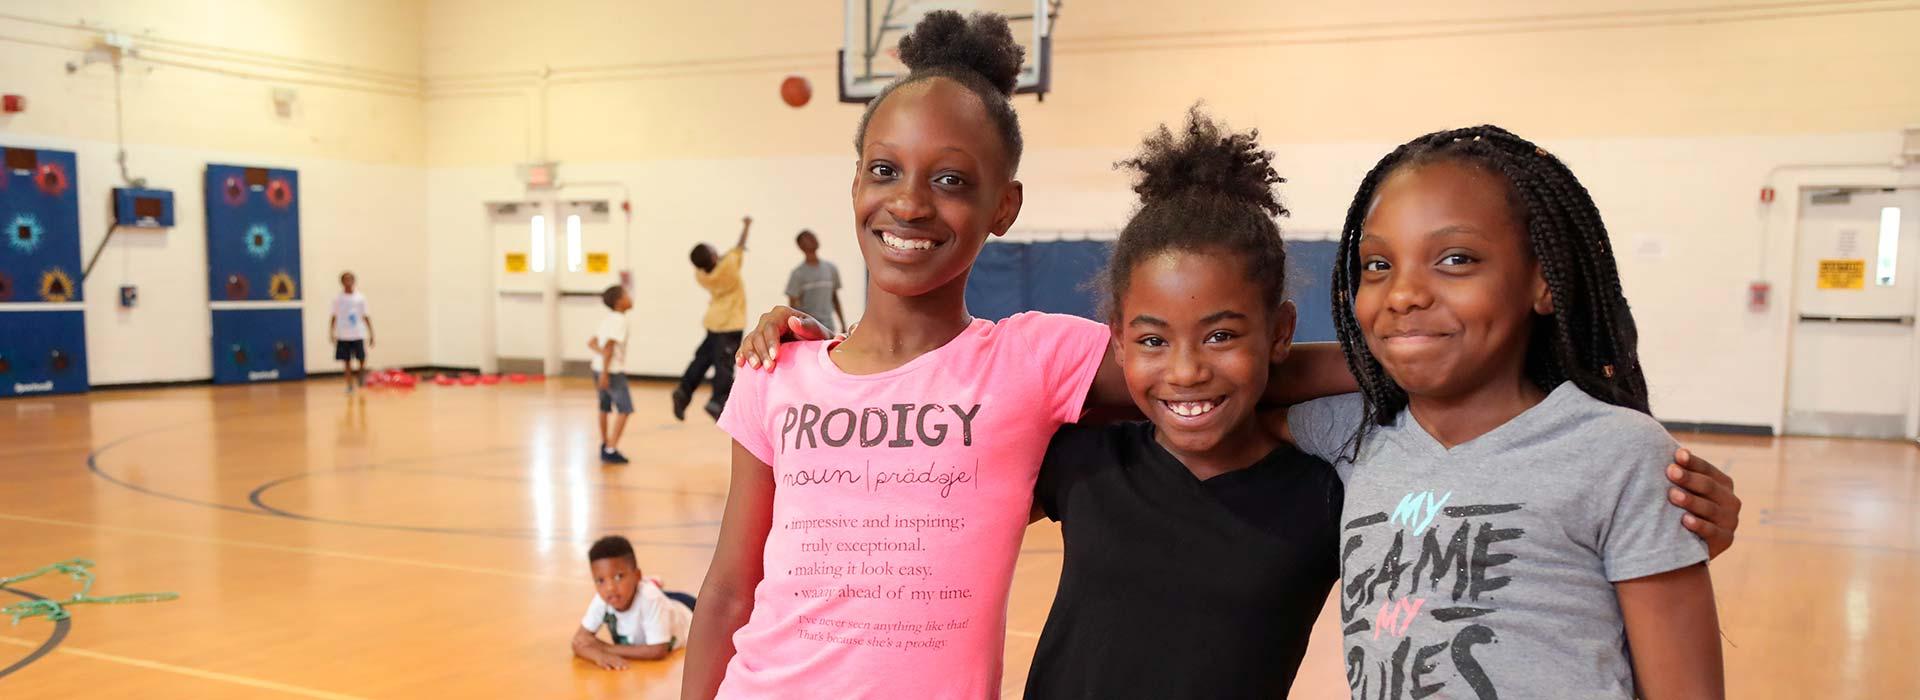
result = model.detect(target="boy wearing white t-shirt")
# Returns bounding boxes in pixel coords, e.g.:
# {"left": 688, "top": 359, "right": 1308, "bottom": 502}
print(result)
{"left": 572, "top": 535, "right": 696, "bottom": 669}
{"left": 586, "top": 285, "right": 634, "bottom": 464}
{"left": 329, "top": 271, "right": 375, "bottom": 393}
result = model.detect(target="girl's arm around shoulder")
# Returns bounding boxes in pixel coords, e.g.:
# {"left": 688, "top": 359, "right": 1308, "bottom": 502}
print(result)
{"left": 1263, "top": 342, "right": 1360, "bottom": 406}
{"left": 1083, "top": 341, "right": 1360, "bottom": 418}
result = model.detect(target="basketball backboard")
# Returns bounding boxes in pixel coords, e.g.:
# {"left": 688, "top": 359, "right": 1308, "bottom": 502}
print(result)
{"left": 839, "top": 0, "right": 1055, "bottom": 103}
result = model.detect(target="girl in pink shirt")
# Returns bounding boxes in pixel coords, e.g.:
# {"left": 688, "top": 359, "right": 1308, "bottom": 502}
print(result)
{"left": 680, "top": 14, "right": 1105, "bottom": 698}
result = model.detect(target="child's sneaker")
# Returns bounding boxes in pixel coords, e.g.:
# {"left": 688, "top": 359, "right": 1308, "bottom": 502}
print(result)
{"left": 671, "top": 388, "right": 692, "bottom": 422}
{"left": 601, "top": 446, "right": 630, "bottom": 464}
{"left": 704, "top": 400, "right": 724, "bottom": 421}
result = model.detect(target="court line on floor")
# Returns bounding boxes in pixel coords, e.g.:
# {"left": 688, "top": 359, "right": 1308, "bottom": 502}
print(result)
{"left": 0, "top": 512, "right": 573, "bottom": 583}
{"left": 72, "top": 397, "right": 1062, "bottom": 554}
{"left": 368, "top": 462, "right": 732, "bottom": 498}
{"left": 0, "top": 587, "right": 69, "bottom": 679}
{"left": 240, "top": 470, "right": 722, "bottom": 544}
{"left": 0, "top": 636, "right": 368, "bottom": 699}
{"left": 84, "top": 414, "right": 723, "bottom": 546}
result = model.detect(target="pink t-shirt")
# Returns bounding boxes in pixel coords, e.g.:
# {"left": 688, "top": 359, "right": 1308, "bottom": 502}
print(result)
{"left": 714, "top": 312, "right": 1110, "bottom": 699}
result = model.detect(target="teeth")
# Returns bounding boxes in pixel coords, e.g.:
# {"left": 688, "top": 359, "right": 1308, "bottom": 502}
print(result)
{"left": 880, "top": 231, "right": 936, "bottom": 251}
{"left": 1164, "top": 400, "right": 1219, "bottom": 417}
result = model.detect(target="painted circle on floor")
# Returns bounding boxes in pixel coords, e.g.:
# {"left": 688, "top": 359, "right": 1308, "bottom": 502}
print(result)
{"left": 0, "top": 587, "right": 70, "bottom": 679}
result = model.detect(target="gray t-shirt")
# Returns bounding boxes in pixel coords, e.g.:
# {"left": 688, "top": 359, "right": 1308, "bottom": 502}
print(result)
{"left": 784, "top": 260, "right": 841, "bottom": 333}
{"left": 1290, "top": 383, "right": 1706, "bottom": 700}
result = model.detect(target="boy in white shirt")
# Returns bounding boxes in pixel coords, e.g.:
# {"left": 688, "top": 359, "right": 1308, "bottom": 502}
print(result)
{"left": 572, "top": 535, "right": 696, "bottom": 669}
{"left": 329, "top": 271, "right": 375, "bottom": 393}
{"left": 586, "top": 285, "right": 634, "bottom": 464}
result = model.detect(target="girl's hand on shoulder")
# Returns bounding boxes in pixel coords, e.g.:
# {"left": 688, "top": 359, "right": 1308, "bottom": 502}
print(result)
{"left": 1665, "top": 448, "right": 1740, "bottom": 559}
{"left": 736, "top": 306, "right": 836, "bottom": 370}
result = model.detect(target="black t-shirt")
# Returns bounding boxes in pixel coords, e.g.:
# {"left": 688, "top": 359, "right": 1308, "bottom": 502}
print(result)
{"left": 1025, "top": 421, "right": 1343, "bottom": 699}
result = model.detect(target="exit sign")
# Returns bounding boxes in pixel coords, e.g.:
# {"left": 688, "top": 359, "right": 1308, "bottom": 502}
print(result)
{"left": 519, "top": 161, "right": 558, "bottom": 189}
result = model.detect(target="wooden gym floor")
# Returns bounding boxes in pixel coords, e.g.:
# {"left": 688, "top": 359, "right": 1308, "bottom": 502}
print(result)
{"left": 0, "top": 378, "right": 1915, "bottom": 699}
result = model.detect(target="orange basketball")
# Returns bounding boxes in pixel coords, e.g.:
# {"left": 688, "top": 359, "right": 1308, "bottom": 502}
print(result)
{"left": 780, "top": 76, "right": 811, "bottom": 108}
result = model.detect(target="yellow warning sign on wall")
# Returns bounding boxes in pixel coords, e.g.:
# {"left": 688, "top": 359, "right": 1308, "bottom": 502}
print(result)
{"left": 504, "top": 252, "right": 528, "bottom": 273}
{"left": 1818, "top": 259, "right": 1865, "bottom": 290}
{"left": 586, "top": 252, "right": 610, "bottom": 274}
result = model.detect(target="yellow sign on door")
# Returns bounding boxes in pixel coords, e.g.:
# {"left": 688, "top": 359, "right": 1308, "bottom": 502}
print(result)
{"left": 586, "top": 252, "right": 610, "bottom": 274}
{"left": 504, "top": 252, "right": 528, "bottom": 273}
{"left": 1818, "top": 259, "right": 1865, "bottom": 290}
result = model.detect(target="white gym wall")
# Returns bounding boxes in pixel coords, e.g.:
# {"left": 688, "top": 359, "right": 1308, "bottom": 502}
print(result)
{"left": 3, "top": 0, "right": 1916, "bottom": 432}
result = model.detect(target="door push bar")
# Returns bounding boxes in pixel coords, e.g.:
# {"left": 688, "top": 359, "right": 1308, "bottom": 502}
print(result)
{"left": 1796, "top": 314, "right": 1916, "bottom": 325}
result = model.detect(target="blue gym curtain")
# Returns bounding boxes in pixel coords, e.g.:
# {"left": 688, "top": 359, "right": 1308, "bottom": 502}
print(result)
{"left": 961, "top": 238, "right": 1339, "bottom": 344}
{"left": 964, "top": 240, "right": 1034, "bottom": 320}
{"left": 1287, "top": 239, "right": 1338, "bottom": 344}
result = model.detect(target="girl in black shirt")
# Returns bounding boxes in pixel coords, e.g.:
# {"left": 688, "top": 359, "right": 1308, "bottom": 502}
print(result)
{"left": 1024, "top": 107, "right": 1342, "bottom": 699}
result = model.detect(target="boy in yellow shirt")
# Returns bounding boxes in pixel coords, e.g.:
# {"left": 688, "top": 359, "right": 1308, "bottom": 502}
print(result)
{"left": 675, "top": 216, "right": 750, "bottom": 421}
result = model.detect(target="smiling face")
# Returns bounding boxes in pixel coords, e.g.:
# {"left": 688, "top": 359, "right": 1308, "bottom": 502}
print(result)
{"left": 589, "top": 556, "right": 642, "bottom": 612}
{"left": 1116, "top": 250, "right": 1293, "bottom": 468}
{"left": 852, "top": 78, "right": 1021, "bottom": 299}
{"left": 1353, "top": 160, "right": 1552, "bottom": 402}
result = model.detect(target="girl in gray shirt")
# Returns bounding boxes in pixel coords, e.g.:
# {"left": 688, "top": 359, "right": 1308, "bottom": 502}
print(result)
{"left": 1282, "top": 125, "right": 1723, "bottom": 700}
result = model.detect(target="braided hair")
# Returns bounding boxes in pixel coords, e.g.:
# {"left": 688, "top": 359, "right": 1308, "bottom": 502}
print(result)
{"left": 1331, "top": 125, "right": 1648, "bottom": 446}
{"left": 1102, "top": 105, "right": 1289, "bottom": 319}
{"left": 853, "top": 11, "right": 1026, "bottom": 174}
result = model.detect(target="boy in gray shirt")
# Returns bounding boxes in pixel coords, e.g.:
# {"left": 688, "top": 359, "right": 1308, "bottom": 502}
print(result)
{"left": 1288, "top": 384, "right": 1708, "bottom": 699}
{"left": 784, "top": 230, "right": 844, "bottom": 334}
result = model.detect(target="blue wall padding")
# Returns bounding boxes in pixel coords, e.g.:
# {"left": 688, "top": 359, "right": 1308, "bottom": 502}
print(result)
{"left": 1023, "top": 240, "right": 1111, "bottom": 320}
{"left": 204, "top": 164, "right": 302, "bottom": 303}
{"left": 205, "top": 164, "right": 303, "bottom": 384}
{"left": 210, "top": 308, "right": 306, "bottom": 385}
{"left": 0, "top": 148, "right": 83, "bottom": 303}
{"left": 965, "top": 240, "right": 1110, "bottom": 323}
{"left": 963, "top": 241, "right": 1030, "bottom": 322}
{"left": 0, "top": 145, "right": 89, "bottom": 397}
{"left": 0, "top": 311, "right": 89, "bottom": 397}
{"left": 961, "top": 239, "right": 1341, "bottom": 345}
{"left": 1287, "top": 239, "right": 1339, "bottom": 344}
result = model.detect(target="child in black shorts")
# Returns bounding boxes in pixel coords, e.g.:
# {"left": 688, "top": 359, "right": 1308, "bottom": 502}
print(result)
{"left": 329, "top": 271, "right": 374, "bottom": 393}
